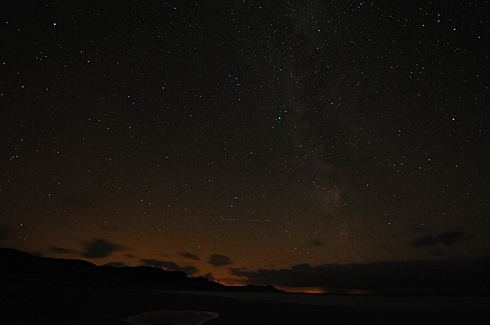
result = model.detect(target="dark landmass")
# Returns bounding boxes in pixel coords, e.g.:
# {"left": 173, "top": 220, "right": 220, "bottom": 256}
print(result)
{"left": 0, "top": 247, "right": 283, "bottom": 293}
{"left": 1, "top": 248, "right": 489, "bottom": 324}
{"left": 232, "top": 256, "right": 490, "bottom": 296}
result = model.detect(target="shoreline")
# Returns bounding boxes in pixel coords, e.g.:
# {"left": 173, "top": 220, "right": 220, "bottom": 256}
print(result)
{"left": 123, "top": 310, "right": 219, "bottom": 325}
{"left": 2, "top": 289, "right": 489, "bottom": 324}
{"left": 161, "top": 290, "right": 490, "bottom": 314}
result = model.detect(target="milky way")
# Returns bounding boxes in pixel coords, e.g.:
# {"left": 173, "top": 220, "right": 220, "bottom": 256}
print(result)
{"left": 1, "top": 1, "right": 489, "bottom": 289}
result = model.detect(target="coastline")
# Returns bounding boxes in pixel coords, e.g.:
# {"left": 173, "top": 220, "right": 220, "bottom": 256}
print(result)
{"left": 162, "top": 290, "right": 490, "bottom": 314}
{"left": 123, "top": 310, "right": 219, "bottom": 325}
{"left": 2, "top": 288, "right": 489, "bottom": 324}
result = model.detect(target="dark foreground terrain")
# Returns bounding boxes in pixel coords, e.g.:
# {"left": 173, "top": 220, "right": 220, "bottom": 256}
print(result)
{"left": 1, "top": 248, "right": 489, "bottom": 324}
{"left": 2, "top": 288, "right": 489, "bottom": 324}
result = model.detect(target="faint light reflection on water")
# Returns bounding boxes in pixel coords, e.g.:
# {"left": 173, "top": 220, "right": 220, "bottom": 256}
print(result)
{"left": 162, "top": 291, "right": 490, "bottom": 314}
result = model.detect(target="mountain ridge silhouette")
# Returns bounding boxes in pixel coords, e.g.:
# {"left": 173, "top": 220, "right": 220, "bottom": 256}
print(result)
{"left": 0, "top": 247, "right": 283, "bottom": 293}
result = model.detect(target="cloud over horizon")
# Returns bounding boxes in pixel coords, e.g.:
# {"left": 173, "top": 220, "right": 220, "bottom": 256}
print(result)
{"left": 230, "top": 256, "right": 490, "bottom": 294}
{"left": 49, "top": 246, "right": 75, "bottom": 255}
{"left": 208, "top": 254, "right": 233, "bottom": 267}
{"left": 179, "top": 252, "right": 200, "bottom": 260}
{"left": 81, "top": 238, "right": 125, "bottom": 259}
{"left": 141, "top": 258, "right": 199, "bottom": 276}
{"left": 103, "top": 261, "right": 126, "bottom": 267}
{"left": 311, "top": 239, "right": 324, "bottom": 247}
{"left": 203, "top": 272, "right": 215, "bottom": 282}
{"left": 410, "top": 230, "right": 465, "bottom": 248}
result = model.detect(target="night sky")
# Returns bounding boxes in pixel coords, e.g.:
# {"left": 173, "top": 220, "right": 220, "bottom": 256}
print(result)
{"left": 2, "top": 1, "right": 490, "bottom": 291}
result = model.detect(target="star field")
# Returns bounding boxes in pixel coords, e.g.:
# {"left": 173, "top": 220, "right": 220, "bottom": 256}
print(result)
{"left": 1, "top": 1, "right": 489, "bottom": 288}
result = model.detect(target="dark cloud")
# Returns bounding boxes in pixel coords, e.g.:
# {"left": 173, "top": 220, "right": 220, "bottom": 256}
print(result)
{"left": 208, "top": 254, "right": 233, "bottom": 267}
{"left": 141, "top": 259, "right": 178, "bottom": 269}
{"left": 203, "top": 272, "right": 215, "bottom": 282}
{"left": 103, "top": 262, "right": 126, "bottom": 267}
{"left": 410, "top": 230, "right": 465, "bottom": 248}
{"left": 141, "top": 259, "right": 199, "bottom": 276}
{"left": 80, "top": 238, "right": 125, "bottom": 259}
{"left": 439, "top": 231, "right": 464, "bottom": 246}
{"left": 311, "top": 239, "right": 323, "bottom": 247}
{"left": 0, "top": 224, "right": 15, "bottom": 240}
{"left": 410, "top": 235, "right": 438, "bottom": 248}
{"left": 125, "top": 253, "right": 135, "bottom": 258}
{"left": 180, "top": 252, "right": 200, "bottom": 260}
{"left": 30, "top": 251, "right": 44, "bottom": 258}
{"left": 230, "top": 257, "right": 490, "bottom": 294}
{"left": 49, "top": 246, "right": 75, "bottom": 254}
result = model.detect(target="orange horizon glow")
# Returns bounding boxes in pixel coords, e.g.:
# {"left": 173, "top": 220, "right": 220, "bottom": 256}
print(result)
{"left": 278, "top": 287, "right": 375, "bottom": 294}
{"left": 276, "top": 286, "right": 326, "bottom": 294}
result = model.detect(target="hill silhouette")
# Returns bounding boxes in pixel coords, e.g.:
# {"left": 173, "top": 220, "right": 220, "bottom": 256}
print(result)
{"left": 0, "top": 247, "right": 283, "bottom": 293}
{"left": 2, "top": 248, "right": 489, "bottom": 325}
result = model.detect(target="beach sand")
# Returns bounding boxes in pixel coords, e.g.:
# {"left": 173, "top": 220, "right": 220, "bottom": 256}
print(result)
{"left": 123, "top": 310, "right": 219, "bottom": 325}
{"left": 2, "top": 288, "right": 488, "bottom": 324}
